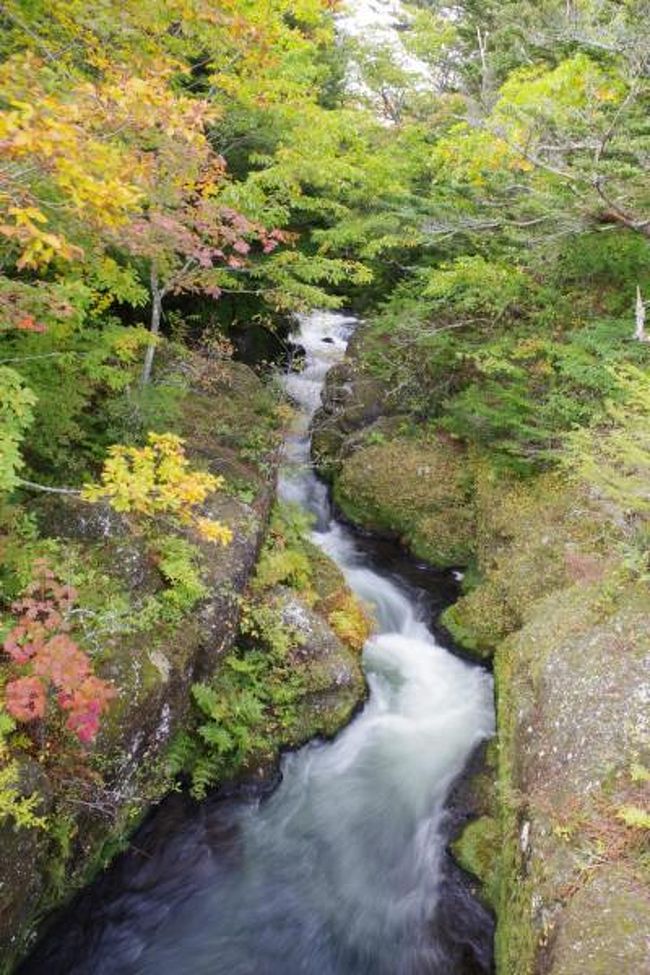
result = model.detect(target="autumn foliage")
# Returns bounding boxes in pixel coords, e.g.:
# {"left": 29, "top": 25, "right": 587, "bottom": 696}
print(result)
{"left": 2, "top": 561, "right": 115, "bottom": 743}
{"left": 82, "top": 432, "right": 233, "bottom": 545}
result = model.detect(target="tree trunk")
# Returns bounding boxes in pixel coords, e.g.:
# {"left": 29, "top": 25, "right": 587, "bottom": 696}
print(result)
{"left": 634, "top": 285, "right": 647, "bottom": 342}
{"left": 141, "top": 265, "right": 163, "bottom": 386}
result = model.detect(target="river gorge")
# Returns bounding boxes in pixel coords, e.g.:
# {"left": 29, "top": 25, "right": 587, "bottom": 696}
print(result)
{"left": 19, "top": 313, "right": 496, "bottom": 975}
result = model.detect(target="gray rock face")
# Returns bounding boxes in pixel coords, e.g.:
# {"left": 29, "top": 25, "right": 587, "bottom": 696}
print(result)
{"left": 497, "top": 581, "right": 650, "bottom": 975}
{"left": 547, "top": 866, "right": 650, "bottom": 975}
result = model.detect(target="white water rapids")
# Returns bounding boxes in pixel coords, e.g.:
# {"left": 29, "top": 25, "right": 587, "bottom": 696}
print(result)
{"left": 21, "top": 312, "right": 495, "bottom": 975}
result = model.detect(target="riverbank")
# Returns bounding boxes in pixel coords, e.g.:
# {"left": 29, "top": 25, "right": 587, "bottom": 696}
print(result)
{"left": 0, "top": 354, "right": 368, "bottom": 972}
{"left": 312, "top": 326, "right": 650, "bottom": 974}
{"left": 16, "top": 310, "right": 495, "bottom": 975}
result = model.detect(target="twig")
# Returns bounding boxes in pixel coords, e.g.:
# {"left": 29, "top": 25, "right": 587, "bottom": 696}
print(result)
{"left": 17, "top": 479, "right": 81, "bottom": 496}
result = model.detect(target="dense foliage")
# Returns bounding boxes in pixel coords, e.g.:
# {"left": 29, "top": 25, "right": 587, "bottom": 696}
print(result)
{"left": 347, "top": 0, "right": 649, "bottom": 475}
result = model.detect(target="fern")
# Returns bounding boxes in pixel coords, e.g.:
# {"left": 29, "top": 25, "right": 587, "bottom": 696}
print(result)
{"left": 191, "top": 754, "right": 222, "bottom": 799}
{"left": 198, "top": 723, "right": 233, "bottom": 752}
{"left": 192, "top": 683, "right": 221, "bottom": 720}
{"left": 616, "top": 805, "right": 650, "bottom": 830}
{"left": 165, "top": 731, "right": 197, "bottom": 776}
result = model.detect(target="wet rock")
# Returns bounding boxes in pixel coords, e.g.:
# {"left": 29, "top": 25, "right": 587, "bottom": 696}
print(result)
{"left": 276, "top": 588, "right": 366, "bottom": 740}
{"left": 311, "top": 354, "right": 390, "bottom": 478}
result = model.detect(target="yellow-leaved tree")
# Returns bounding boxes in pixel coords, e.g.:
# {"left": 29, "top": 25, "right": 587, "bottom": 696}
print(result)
{"left": 82, "top": 433, "right": 233, "bottom": 545}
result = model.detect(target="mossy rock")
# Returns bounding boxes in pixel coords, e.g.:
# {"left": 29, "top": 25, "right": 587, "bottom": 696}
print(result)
{"left": 310, "top": 418, "right": 347, "bottom": 479}
{"left": 333, "top": 436, "right": 475, "bottom": 568}
{"left": 545, "top": 864, "right": 650, "bottom": 975}
{"left": 441, "top": 470, "right": 619, "bottom": 656}
{"left": 441, "top": 582, "right": 518, "bottom": 659}
{"left": 303, "top": 539, "right": 348, "bottom": 604}
{"left": 501, "top": 576, "right": 650, "bottom": 799}
{"left": 451, "top": 815, "right": 500, "bottom": 907}
{"left": 310, "top": 350, "right": 390, "bottom": 478}
{"left": 411, "top": 506, "right": 476, "bottom": 571}
{"left": 492, "top": 575, "right": 650, "bottom": 975}
{"left": 277, "top": 590, "right": 366, "bottom": 741}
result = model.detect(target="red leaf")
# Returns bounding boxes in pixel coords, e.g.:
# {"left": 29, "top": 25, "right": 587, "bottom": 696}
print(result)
{"left": 5, "top": 677, "right": 47, "bottom": 722}
{"left": 3, "top": 623, "right": 44, "bottom": 663}
{"left": 33, "top": 634, "right": 90, "bottom": 692}
{"left": 60, "top": 676, "right": 115, "bottom": 743}
{"left": 15, "top": 315, "right": 47, "bottom": 333}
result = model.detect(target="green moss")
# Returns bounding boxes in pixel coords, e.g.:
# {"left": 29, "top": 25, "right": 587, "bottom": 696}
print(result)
{"left": 179, "top": 363, "right": 282, "bottom": 475}
{"left": 441, "top": 587, "right": 515, "bottom": 659}
{"left": 440, "top": 467, "right": 622, "bottom": 657}
{"left": 304, "top": 540, "right": 347, "bottom": 603}
{"left": 325, "top": 594, "right": 370, "bottom": 653}
{"left": 253, "top": 503, "right": 372, "bottom": 654}
{"left": 548, "top": 866, "right": 650, "bottom": 974}
{"left": 451, "top": 816, "right": 501, "bottom": 907}
{"left": 334, "top": 436, "right": 475, "bottom": 568}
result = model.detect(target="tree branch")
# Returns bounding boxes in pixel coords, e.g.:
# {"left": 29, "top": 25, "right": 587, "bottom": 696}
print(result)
{"left": 593, "top": 178, "right": 650, "bottom": 237}
{"left": 18, "top": 479, "right": 81, "bottom": 496}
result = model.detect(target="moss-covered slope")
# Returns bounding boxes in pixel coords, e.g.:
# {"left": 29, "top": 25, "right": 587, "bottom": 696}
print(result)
{"left": 313, "top": 337, "right": 650, "bottom": 975}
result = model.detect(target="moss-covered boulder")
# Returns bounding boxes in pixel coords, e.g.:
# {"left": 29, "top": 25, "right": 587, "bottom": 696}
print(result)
{"left": 311, "top": 347, "right": 390, "bottom": 479}
{"left": 547, "top": 865, "right": 650, "bottom": 975}
{"left": 276, "top": 589, "right": 366, "bottom": 741}
{"left": 451, "top": 815, "right": 500, "bottom": 907}
{"left": 490, "top": 568, "right": 650, "bottom": 975}
{"left": 333, "top": 436, "right": 475, "bottom": 568}
{"left": 441, "top": 470, "right": 619, "bottom": 658}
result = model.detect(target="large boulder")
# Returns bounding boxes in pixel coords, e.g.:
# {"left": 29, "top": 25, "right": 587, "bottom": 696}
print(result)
{"left": 333, "top": 436, "right": 475, "bottom": 568}
{"left": 276, "top": 589, "right": 366, "bottom": 741}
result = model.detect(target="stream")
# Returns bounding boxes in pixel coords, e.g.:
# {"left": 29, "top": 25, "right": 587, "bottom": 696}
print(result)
{"left": 22, "top": 311, "right": 495, "bottom": 975}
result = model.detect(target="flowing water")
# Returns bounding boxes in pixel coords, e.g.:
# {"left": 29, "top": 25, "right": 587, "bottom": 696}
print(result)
{"left": 22, "top": 311, "right": 495, "bottom": 975}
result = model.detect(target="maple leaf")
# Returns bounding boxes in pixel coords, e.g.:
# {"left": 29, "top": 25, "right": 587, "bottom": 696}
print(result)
{"left": 33, "top": 634, "right": 90, "bottom": 693}
{"left": 59, "top": 676, "right": 115, "bottom": 743}
{"left": 3, "top": 622, "right": 45, "bottom": 663}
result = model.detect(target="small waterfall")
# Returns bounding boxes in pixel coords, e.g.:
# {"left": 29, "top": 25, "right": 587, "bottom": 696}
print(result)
{"left": 21, "top": 312, "right": 495, "bottom": 975}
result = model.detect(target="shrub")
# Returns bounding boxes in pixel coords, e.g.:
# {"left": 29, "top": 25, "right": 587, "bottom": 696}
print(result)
{"left": 2, "top": 560, "right": 115, "bottom": 743}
